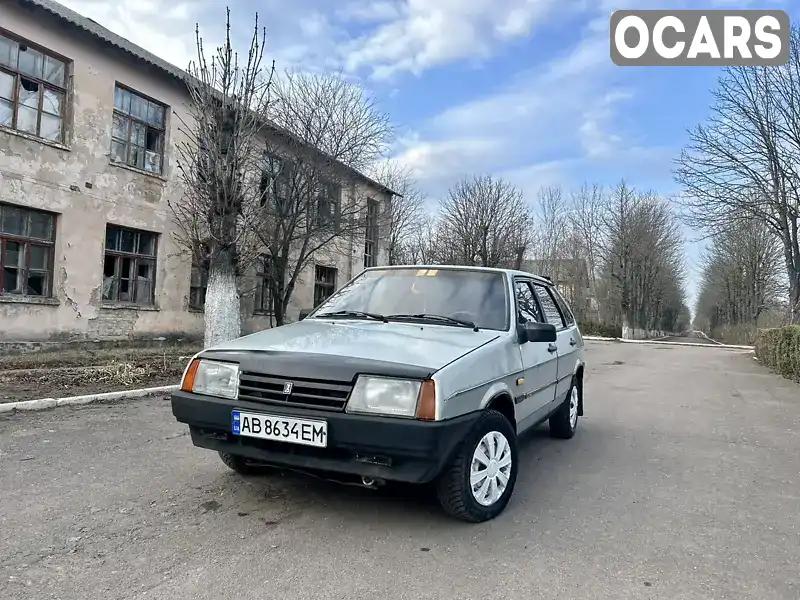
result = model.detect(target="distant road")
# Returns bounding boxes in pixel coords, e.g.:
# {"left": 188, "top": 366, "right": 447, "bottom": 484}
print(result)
{"left": 659, "top": 330, "right": 720, "bottom": 345}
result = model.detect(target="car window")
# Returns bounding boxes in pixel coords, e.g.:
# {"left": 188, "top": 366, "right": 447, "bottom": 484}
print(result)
{"left": 533, "top": 284, "right": 566, "bottom": 329}
{"left": 514, "top": 279, "right": 543, "bottom": 323}
{"left": 550, "top": 287, "right": 576, "bottom": 327}
{"left": 311, "top": 267, "right": 510, "bottom": 331}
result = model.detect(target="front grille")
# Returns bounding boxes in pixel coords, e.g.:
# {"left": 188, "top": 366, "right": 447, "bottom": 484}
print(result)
{"left": 237, "top": 372, "right": 352, "bottom": 411}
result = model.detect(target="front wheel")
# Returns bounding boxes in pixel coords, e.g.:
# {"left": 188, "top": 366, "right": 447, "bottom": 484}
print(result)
{"left": 436, "top": 409, "right": 518, "bottom": 523}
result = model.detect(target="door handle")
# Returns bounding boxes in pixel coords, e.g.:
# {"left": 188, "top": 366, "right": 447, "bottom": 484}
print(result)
{"left": 569, "top": 338, "right": 577, "bottom": 346}
{"left": 547, "top": 343, "right": 558, "bottom": 353}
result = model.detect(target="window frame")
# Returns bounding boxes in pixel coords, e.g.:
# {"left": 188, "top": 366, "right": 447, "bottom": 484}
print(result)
{"left": 313, "top": 265, "right": 337, "bottom": 308}
{"left": 0, "top": 202, "right": 56, "bottom": 298}
{"left": 254, "top": 254, "right": 274, "bottom": 315}
{"left": 532, "top": 282, "right": 567, "bottom": 330}
{"left": 513, "top": 278, "right": 545, "bottom": 325}
{"left": 102, "top": 224, "right": 158, "bottom": 306}
{"left": 188, "top": 258, "right": 209, "bottom": 310}
{"left": 259, "top": 153, "right": 292, "bottom": 209}
{"left": 363, "top": 198, "right": 380, "bottom": 268}
{"left": 0, "top": 28, "right": 69, "bottom": 144}
{"left": 110, "top": 83, "right": 168, "bottom": 175}
{"left": 549, "top": 285, "right": 576, "bottom": 327}
{"left": 315, "top": 180, "right": 341, "bottom": 229}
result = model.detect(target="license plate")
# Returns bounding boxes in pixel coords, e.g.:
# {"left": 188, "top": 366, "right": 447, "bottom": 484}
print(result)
{"left": 231, "top": 411, "right": 328, "bottom": 448}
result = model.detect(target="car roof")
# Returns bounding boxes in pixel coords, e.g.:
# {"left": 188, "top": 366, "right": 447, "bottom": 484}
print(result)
{"left": 364, "top": 264, "right": 553, "bottom": 285}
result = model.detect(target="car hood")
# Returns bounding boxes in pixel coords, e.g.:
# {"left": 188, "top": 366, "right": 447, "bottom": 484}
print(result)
{"left": 206, "top": 318, "right": 502, "bottom": 370}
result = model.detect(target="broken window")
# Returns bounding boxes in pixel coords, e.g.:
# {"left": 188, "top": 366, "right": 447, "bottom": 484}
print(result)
{"left": 103, "top": 225, "right": 157, "bottom": 305}
{"left": 315, "top": 180, "right": 341, "bottom": 229}
{"left": 111, "top": 84, "right": 167, "bottom": 175}
{"left": 0, "top": 32, "right": 67, "bottom": 142}
{"left": 313, "top": 265, "right": 337, "bottom": 307}
{"left": 189, "top": 259, "right": 209, "bottom": 310}
{"left": 254, "top": 254, "right": 274, "bottom": 314}
{"left": 0, "top": 203, "right": 56, "bottom": 297}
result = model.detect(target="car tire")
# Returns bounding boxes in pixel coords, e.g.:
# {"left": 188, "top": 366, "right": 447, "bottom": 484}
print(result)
{"left": 436, "top": 409, "right": 518, "bottom": 523}
{"left": 549, "top": 376, "right": 580, "bottom": 439}
{"left": 218, "top": 452, "right": 268, "bottom": 476}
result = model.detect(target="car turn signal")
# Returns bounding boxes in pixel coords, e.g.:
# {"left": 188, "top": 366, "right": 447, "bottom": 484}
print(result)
{"left": 181, "top": 358, "right": 200, "bottom": 392}
{"left": 416, "top": 379, "right": 436, "bottom": 421}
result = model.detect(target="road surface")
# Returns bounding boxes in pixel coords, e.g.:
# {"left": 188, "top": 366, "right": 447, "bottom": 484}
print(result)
{"left": 1, "top": 341, "right": 798, "bottom": 600}
{"left": 659, "top": 331, "right": 721, "bottom": 345}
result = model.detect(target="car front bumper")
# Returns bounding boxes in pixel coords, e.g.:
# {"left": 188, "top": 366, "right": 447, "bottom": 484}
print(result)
{"left": 171, "top": 391, "right": 480, "bottom": 484}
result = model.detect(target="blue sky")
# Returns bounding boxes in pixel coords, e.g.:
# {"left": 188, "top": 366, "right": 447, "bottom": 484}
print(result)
{"left": 59, "top": 0, "right": 797, "bottom": 307}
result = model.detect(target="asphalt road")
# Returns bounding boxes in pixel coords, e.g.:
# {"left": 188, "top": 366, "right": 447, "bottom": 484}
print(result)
{"left": 659, "top": 331, "right": 721, "bottom": 345}
{"left": 1, "top": 341, "right": 798, "bottom": 600}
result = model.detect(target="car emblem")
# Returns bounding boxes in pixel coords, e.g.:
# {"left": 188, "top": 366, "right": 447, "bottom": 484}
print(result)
{"left": 282, "top": 382, "right": 293, "bottom": 395}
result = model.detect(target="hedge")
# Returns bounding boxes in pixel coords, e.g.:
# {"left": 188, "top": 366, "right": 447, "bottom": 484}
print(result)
{"left": 579, "top": 321, "right": 623, "bottom": 338}
{"left": 755, "top": 325, "right": 800, "bottom": 382}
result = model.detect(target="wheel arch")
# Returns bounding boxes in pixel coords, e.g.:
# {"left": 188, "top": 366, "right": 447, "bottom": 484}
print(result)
{"left": 574, "top": 362, "right": 585, "bottom": 416}
{"left": 485, "top": 392, "right": 516, "bottom": 433}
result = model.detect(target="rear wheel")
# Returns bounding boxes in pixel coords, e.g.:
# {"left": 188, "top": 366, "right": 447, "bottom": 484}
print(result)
{"left": 218, "top": 452, "right": 270, "bottom": 476}
{"left": 549, "top": 377, "right": 580, "bottom": 439}
{"left": 436, "top": 409, "right": 518, "bottom": 523}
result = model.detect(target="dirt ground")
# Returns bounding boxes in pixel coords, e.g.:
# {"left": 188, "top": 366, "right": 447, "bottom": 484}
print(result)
{"left": 0, "top": 343, "right": 201, "bottom": 403}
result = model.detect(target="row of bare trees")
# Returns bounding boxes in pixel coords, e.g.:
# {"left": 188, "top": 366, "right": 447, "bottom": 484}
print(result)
{"left": 676, "top": 25, "right": 800, "bottom": 336}
{"left": 390, "top": 175, "right": 690, "bottom": 337}
{"left": 694, "top": 220, "right": 786, "bottom": 344}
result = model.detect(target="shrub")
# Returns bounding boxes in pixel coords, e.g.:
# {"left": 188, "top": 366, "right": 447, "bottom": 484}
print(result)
{"left": 755, "top": 326, "right": 800, "bottom": 382}
{"left": 579, "top": 321, "right": 622, "bottom": 338}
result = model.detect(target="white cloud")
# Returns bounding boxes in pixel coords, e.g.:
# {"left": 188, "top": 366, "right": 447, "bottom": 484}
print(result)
{"left": 341, "top": 0, "right": 568, "bottom": 80}
{"left": 55, "top": 0, "right": 350, "bottom": 75}
{"left": 57, "top": 0, "right": 201, "bottom": 71}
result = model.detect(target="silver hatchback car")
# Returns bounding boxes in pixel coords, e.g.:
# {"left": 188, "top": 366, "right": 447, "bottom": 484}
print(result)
{"left": 172, "top": 265, "right": 586, "bottom": 522}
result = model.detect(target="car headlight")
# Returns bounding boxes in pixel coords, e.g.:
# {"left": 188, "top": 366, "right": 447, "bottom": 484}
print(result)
{"left": 345, "top": 376, "right": 423, "bottom": 418}
{"left": 181, "top": 359, "right": 239, "bottom": 399}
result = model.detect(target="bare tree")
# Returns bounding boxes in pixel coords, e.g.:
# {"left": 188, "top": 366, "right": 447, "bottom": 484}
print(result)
{"left": 598, "top": 181, "right": 687, "bottom": 337}
{"left": 675, "top": 25, "right": 800, "bottom": 321}
{"left": 252, "top": 69, "right": 395, "bottom": 326}
{"left": 435, "top": 175, "right": 534, "bottom": 268}
{"left": 370, "top": 160, "right": 427, "bottom": 265}
{"left": 170, "top": 10, "right": 274, "bottom": 347}
{"left": 695, "top": 218, "right": 785, "bottom": 343}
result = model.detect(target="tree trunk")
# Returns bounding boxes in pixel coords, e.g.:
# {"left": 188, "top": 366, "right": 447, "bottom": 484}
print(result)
{"left": 204, "top": 252, "right": 241, "bottom": 348}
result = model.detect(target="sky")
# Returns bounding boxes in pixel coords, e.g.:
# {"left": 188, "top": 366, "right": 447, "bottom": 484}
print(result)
{"left": 56, "top": 0, "right": 797, "bottom": 308}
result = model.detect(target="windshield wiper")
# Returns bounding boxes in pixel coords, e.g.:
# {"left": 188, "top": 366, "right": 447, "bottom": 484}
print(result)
{"left": 387, "top": 313, "right": 479, "bottom": 331}
{"left": 315, "top": 310, "right": 388, "bottom": 323}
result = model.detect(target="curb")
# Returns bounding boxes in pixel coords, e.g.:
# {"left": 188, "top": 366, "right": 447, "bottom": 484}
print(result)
{"left": 583, "top": 335, "right": 753, "bottom": 350}
{"left": 0, "top": 384, "right": 178, "bottom": 414}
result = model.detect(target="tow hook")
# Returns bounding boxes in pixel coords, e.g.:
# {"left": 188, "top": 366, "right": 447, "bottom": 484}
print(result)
{"left": 361, "top": 476, "right": 385, "bottom": 489}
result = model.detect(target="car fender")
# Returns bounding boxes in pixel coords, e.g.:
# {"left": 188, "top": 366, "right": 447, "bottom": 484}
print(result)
{"left": 477, "top": 380, "right": 515, "bottom": 411}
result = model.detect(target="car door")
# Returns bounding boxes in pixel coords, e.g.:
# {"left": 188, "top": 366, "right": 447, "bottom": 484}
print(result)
{"left": 532, "top": 282, "right": 575, "bottom": 405}
{"left": 513, "top": 278, "right": 559, "bottom": 429}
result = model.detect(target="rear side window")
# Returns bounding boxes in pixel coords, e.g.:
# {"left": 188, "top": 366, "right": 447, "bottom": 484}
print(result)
{"left": 533, "top": 283, "right": 566, "bottom": 329}
{"left": 550, "top": 287, "right": 576, "bottom": 327}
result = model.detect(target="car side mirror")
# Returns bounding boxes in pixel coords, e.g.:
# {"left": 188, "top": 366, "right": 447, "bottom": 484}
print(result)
{"left": 520, "top": 321, "right": 557, "bottom": 344}
{"left": 298, "top": 308, "right": 313, "bottom": 321}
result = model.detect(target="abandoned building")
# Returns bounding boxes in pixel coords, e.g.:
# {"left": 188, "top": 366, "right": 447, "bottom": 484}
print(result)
{"left": 0, "top": 0, "right": 395, "bottom": 342}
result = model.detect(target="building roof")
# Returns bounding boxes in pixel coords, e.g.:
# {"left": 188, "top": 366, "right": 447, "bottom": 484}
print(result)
{"left": 17, "top": 0, "right": 399, "bottom": 198}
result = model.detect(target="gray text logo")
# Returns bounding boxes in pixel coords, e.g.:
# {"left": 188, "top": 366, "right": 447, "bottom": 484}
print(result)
{"left": 610, "top": 10, "right": 790, "bottom": 66}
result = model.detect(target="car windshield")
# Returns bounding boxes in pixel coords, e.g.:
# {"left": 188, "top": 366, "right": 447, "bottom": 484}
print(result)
{"left": 310, "top": 267, "right": 510, "bottom": 331}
